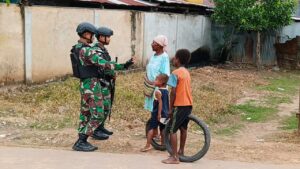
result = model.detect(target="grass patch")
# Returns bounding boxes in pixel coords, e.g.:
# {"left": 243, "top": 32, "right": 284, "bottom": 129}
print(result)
{"left": 1, "top": 68, "right": 292, "bottom": 132}
{"left": 257, "top": 75, "right": 300, "bottom": 94}
{"left": 215, "top": 124, "right": 244, "bottom": 136}
{"left": 232, "top": 102, "right": 277, "bottom": 122}
{"left": 264, "top": 95, "right": 292, "bottom": 106}
{"left": 29, "top": 116, "right": 74, "bottom": 130}
{"left": 281, "top": 114, "right": 299, "bottom": 130}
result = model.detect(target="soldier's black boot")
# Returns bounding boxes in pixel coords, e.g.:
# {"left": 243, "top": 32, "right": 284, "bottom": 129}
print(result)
{"left": 72, "top": 134, "right": 98, "bottom": 152}
{"left": 92, "top": 128, "right": 109, "bottom": 140}
{"left": 97, "top": 123, "right": 113, "bottom": 135}
{"left": 100, "top": 126, "right": 113, "bottom": 135}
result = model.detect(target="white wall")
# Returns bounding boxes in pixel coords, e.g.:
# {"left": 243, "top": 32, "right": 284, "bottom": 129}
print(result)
{"left": 0, "top": 5, "right": 211, "bottom": 84}
{"left": 143, "top": 13, "right": 178, "bottom": 64}
{"left": 143, "top": 12, "right": 211, "bottom": 65}
{"left": 176, "top": 15, "right": 211, "bottom": 51}
{"left": 281, "top": 22, "right": 300, "bottom": 43}
{"left": 0, "top": 4, "right": 24, "bottom": 84}
{"left": 30, "top": 6, "right": 94, "bottom": 82}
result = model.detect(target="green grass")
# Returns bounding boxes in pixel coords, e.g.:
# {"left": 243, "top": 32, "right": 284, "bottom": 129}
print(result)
{"left": 215, "top": 124, "right": 244, "bottom": 136}
{"left": 232, "top": 102, "right": 277, "bottom": 122}
{"left": 257, "top": 75, "right": 300, "bottom": 94}
{"left": 232, "top": 73, "right": 300, "bottom": 124}
{"left": 29, "top": 116, "right": 74, "bottom": 130}
{"left": 264, "top": 95, "right": 292, "bottom": 106}
{"left": 281, "top": 114, "right": 299, "bottom": 130}
{"left": 1, "top": 69, "right": 299, "bottom": 131}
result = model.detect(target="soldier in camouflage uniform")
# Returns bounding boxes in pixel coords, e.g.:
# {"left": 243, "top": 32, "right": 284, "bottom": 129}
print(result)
{"left": 93, "top": 27, "right": 135, "bottom": 137}
{"left": 70, "top": 22, "right": 126, "bottom": 152}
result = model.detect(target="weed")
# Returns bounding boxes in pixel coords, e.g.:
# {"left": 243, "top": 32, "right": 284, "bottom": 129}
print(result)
{"left": 264, "top": 95, "right": 292, "bottom": 106}
{"left": 215, "top": 124, "right": 244, "bottom": 136}
{"left": 0, "top": 68, "right": 282, "bottom": 131}
{"left": 257, "top": 74, "right": 300, "bottom": 94}
{"left": 232, "top": 102, "right": 277, "bottom": 122}
{"left": 281, "top": 114, "right": 299, "bottom": 130}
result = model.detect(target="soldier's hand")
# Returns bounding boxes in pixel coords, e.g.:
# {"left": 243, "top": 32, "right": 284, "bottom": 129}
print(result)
{"left": 124, "top": 58, "right": 135, "bottom": 69}
{"left": 105, "top": 63, "right": 115, "bottom": 70}
{"left": 112, "top": 74, "right": 117, "bottom": 80}
{"left": 131, "top": 56, "right": 137, "bottom": 64}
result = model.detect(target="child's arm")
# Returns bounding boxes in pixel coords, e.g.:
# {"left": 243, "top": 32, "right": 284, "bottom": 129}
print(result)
{"left": 167, "top": 73, "right": 178, "bottom": 119}
{"left": 169, "top": 87, "right": 176, "bottom": 118}
{"left": 144, "top": 74, "right": 154, "bottom": 85}
{"left": 155, "top": 90, "right": 163, "bottom": 121}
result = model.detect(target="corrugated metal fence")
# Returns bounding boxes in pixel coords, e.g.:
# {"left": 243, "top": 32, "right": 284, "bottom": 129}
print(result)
{"left": 211, "top": 23, "right": 300, "bottom": 65}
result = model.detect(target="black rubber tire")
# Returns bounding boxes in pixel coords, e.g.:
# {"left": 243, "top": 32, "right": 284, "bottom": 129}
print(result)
{"left": 145, "top": 118, "right": 166, "bottom": 151}
{"left": 164, "top": 114, "right": 211, "bottom": 162}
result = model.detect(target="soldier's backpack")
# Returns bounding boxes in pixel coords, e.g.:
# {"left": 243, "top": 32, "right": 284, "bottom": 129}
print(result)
{"left": 70, "top": 45, "right": 81, "bottom": 78}
{"left": 70, "top": 45, "right": 100, "bottom": 79}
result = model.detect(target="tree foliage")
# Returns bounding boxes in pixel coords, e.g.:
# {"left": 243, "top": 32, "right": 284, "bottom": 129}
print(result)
{"left": 212, "top": 0, "right": 298, "bottom": 32}
{"left": 212, "top": 0, "right": 298, "bottom": 68}
{"left": 2, "top": 0, "right": 10, "bottom": 6}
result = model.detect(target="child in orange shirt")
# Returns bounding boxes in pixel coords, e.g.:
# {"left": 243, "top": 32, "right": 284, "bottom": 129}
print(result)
{"left": 162, "top": 49, "right": 192, "bottom": 164}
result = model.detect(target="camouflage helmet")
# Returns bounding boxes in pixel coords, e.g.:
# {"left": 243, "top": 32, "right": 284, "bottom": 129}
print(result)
{"left": 76, "top": 22, "right": 97, "bottom": 35}
{"left": 96, "top": 27, "right": 114, "bottom": 38}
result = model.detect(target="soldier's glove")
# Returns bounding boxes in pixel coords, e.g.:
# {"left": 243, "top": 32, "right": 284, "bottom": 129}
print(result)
{"left": 104, "top": 69, "right": 116, "bottom": 80}
{"left": 124, "top": 58, "right": 134, "bottom": 69}
{"left": 104, "top": 63, "right": 112, "bottom": 70}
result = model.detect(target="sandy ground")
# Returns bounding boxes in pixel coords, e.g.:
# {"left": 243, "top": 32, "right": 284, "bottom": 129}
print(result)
{"left": 1, "top": 146, "right": 299, "bottom": 169}
{"left": 0, "top": 67, "right": 300, "bottom": 166}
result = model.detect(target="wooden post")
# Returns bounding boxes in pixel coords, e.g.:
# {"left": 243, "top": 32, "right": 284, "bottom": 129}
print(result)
{"left": 298, "top": 87, "right": 300, "bottom": 134}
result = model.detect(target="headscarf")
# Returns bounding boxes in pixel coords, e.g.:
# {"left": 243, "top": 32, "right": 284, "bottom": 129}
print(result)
{"left": 153, "top": 35, "right": 168, "bottom": 52}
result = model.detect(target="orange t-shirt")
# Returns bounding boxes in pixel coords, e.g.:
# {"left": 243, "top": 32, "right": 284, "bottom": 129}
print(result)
{"left": 170, "top": 67, "right": 193, "bottom": 106}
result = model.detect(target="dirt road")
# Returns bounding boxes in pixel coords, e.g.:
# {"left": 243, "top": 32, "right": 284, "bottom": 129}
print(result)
{"left": 0, "top": 146, "right": 299, "bottom": 169}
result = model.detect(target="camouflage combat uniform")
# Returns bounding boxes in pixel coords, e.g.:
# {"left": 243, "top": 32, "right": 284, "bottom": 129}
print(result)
{"left": 92, "top": 43, "right": 128, "bottom": 123}
{"left": 76, "top": 42, "right": 123, "bottom": 136}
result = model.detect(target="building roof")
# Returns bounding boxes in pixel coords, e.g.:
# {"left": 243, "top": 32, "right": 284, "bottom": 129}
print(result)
{"left": 79, "top": 0, "right": 156, "bottom": 6}
{"left": 78, "top": 0, "right": 214, "bottom": 8}
{"left": 156, "top": 0, "right": 214, "bottom": 7}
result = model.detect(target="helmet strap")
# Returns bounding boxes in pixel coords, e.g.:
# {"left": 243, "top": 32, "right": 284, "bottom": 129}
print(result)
{"left": 81, "top": 32, "right": 93, "bottom": 43}
{"left": 98, "top": 36, "right": 107, "bottom": 45}
{"left": 105, "top": 37, "right": 108, "bottom": 45}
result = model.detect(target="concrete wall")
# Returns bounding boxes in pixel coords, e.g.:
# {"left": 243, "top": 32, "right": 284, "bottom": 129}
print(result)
{"left": 176, "top": 15, "right": 211, "bottom": 52}
{"left": 29, "top": 7, "right": 137, "bottom": 82}
{"left": 30, "top": 6, "right": 94, "bottom": 82}
{"left": 94, "top": 10, "right": 133, "bottom": 63}
{"left": 281, "top": 22, "right": 300, "bottom": 43}
{"left": 0, "top": 5, "right": 211, "bottom": 84}
{"left": 143, "top": 13, "right": 211, "bottom": 64}
{"left": 143, "top": 13, "right": 177, "bottom": 64}
{"left": 0, "top": 4, "right": 24, "bottom": 84}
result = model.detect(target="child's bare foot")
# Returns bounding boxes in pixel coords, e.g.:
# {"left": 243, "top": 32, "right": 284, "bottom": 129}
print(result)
{"left": 178, "top": 150, "right": 184, "bottom": 156}
{"left": 162, "top": 157, "right": 180, "bottom": 164}
{"left": 140, "top": 146, "right": 152, "bottom": 152}
{"left": 168, "top": 151, "right": 182, "bottom": 157}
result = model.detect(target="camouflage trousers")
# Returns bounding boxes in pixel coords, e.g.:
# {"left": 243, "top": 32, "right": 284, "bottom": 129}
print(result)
{"left": 101, "top": 81, "right": 112, "bottom": 124}
{"left": 78, "top": 78, "right": 105, "bottom": 136}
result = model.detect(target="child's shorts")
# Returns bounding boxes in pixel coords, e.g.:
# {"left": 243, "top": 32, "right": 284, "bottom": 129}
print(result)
{"left": 149, "top": 111, "right": 166, "bottom": 130}
{"left": 169, "top": 106, "right": 192, "bottom": 134}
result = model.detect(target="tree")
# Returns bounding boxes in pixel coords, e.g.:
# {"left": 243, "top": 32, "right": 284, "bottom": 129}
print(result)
{"left": 3, "top": 0, "right": 10, "bottom": 5}
{"left": 212, "top": 0, "right": 298, "bottom": 69}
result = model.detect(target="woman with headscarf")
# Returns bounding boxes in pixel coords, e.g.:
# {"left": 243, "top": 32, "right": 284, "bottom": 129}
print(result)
{"left": 144, "top": 35, "right": 170, "bottom": 112}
